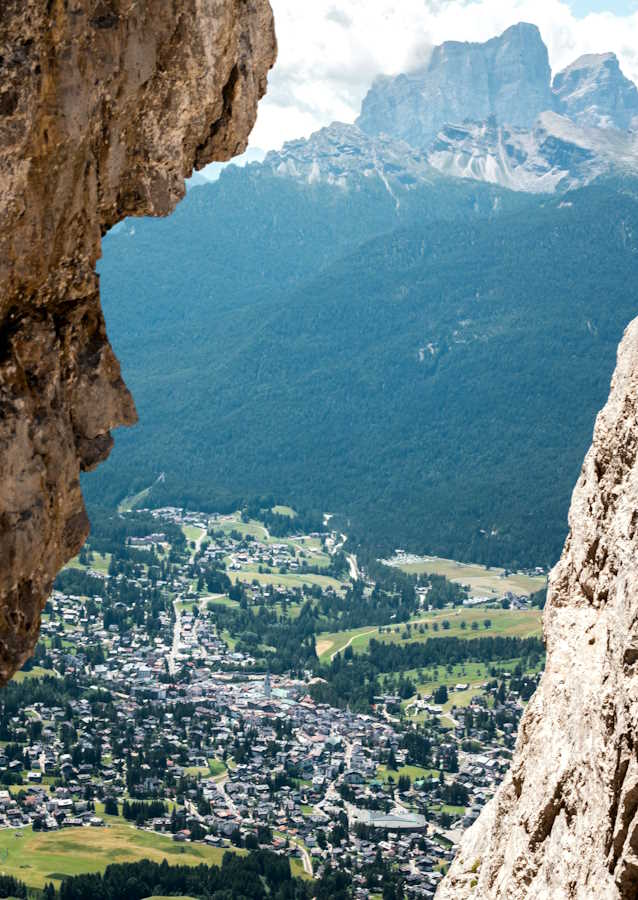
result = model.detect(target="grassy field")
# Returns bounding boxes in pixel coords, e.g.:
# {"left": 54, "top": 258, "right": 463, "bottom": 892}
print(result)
{"left": 0, "top": 820, "right": 239, "bottom": 890}
{"left": 208, "top": 759, "right": 226, "bottom": 777}
{"left": 272, "top": 505, "right": 297, "bottom": 518}
{"left": 317, "top": 608, "right": 542, "bottom": 662}
{"left": 290, "top": 857, "right": 310, "bottom": 880}
{"left": 400, "top": 656, "right": 544, "bottom": 722}
{"left": 182, "top": 525, "right": 206, "bottom": 543}
{"left": 377, "top": 764, "right": 438, "bottom": 783}
{"left": 230, "top": 569, "right": 345, "bottom": 593}
{"left": 14, "top": 667, "right": 57, "bottom": 683}
{"left": 175, "top": 599, "right": 199, "bottom": 613}
{"left": 206, "top": 595, "right": 239, "bottom": 611}
{"left": 389, "top": 555, "right": 546, "bottom": 598}
{"left": 117, "top": 484, "right": 153, "bottom": 513}
{"left": 216, "top": 517, "right": 270, "bottom": 541}
{"left": 316, "top": 626, "right": 373, "bottom": 662}
{"left": 65, "top": 551, "right": 111, "bottom": 574}
{"left": 317, "top": 607, "right": 542, "bottom": 662}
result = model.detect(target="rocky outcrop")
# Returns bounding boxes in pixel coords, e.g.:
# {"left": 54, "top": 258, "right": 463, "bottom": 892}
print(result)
{"left": 437, "top": 317, "right": 638, "bottom": 899}
{"left": 428, "top": 112, "right": 638, "bottom": 193}
{"left": 262, "top": 122, "right": 435, "bottom": 191}
{"left": 352, "top": 24, "right": 638, "bottom": 194}
{"left": 554, "top": 53, "right": 638, "bottom": 132}
{"left": 357, "top": 24, "right": 553, "bottom": 148}
{"left": 0, "top": 0, "right": 276, "bottom": 685}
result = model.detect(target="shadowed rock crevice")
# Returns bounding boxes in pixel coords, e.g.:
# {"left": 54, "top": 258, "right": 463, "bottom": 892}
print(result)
{"left": 0, "top": 0, "right": 276, "bottom": 685}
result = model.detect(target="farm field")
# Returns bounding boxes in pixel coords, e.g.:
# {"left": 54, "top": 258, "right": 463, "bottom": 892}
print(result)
{"left": 0, "top": 819, "right": 238, "bottom": 890}
{"left": 230, "top": 569, "right": 346, "bottom": 593}
{"left": 386, "top": 555, "right": 546, "bottom": 598}
{"left": 317, "top": 607, "right": 543, "bottom": 662}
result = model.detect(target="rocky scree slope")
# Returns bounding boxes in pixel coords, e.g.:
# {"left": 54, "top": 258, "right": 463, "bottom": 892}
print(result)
{"left": 0, "top": 0, "right": 276, "bottom": 685}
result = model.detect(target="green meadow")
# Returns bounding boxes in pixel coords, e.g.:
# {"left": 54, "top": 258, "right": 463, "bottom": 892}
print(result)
{"left": 0, "top": 819, "right": 239, "bottom": 890}
{"left": 317, "top": 607, "right": 542, "bottom": 662}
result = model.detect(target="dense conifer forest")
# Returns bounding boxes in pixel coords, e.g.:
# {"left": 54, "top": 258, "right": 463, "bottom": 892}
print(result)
{"left": 86, "top": 171, "right": 638, "bottom": 568}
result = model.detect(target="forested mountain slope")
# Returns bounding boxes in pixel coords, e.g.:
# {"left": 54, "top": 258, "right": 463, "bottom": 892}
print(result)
{"left": 86, "top": 176, "right": 638, "bottom": 568}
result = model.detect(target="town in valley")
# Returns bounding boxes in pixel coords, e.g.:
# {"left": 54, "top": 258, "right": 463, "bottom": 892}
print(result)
{"left": 2, "top": 503, "right": 547, "bottom": 898}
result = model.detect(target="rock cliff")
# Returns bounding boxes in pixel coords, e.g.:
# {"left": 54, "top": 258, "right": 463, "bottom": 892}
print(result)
{"left": 357, "top": 23, "right": 553, "bottom": 148}
{"left": 438, "top": 316, "right": 638, "bottom": 899}
{"left": 0, "top": 0, "right": 276, "bottom": 685}
{"left": 554, "top": 53, "right": 638, "bottom": 132}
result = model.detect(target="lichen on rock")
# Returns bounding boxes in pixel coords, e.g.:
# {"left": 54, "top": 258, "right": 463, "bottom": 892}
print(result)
{"left": 437, "top": 317, "right": 638, "bottom": 899}
{"left": 0, "top": 0, "right": 276, "bottom": 685}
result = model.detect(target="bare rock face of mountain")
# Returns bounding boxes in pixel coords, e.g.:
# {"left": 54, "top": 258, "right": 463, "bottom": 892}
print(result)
{"left": 0, "top": 0, "right": 276, "bottom": 685}
{"left": 262, "top": 122, "right": 435, "bottom": 192}
{"left": 437, "top": 316, "right": 638, "bottom": 899}
{"left": 428, "top": 112, "right": 638, "bottom": 192}
{"left": 353, "top": 24, "right": 638, "bottom": 194}
{"left": 554, "top": 53, "right": 638, "bottom": 132}
{"left": 357, "top": 23, "right": 553, "bottom": 148}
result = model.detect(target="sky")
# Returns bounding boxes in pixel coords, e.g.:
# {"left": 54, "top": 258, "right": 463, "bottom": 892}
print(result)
{"left": 246, "top": 0, "right": 638, "bottom": 151}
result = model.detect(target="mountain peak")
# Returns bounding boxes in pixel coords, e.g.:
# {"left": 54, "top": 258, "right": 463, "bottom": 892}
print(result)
{"left": 356, "top": 23, "right": 553, "bottom": 148}
{"left": 553, "top": 52, "right": 638, "bottom": 131}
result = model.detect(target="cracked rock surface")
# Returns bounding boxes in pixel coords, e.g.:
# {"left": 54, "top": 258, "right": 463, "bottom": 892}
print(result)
{"left": 0, "top": 0, "right": 275, "bottom": 685}
{"left": 437, "top": 317, "right": 638, "bottom": 899}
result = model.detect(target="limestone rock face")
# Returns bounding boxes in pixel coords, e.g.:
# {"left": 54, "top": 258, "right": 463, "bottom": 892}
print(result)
{"left": 0, "top": 0, "right": 276, "bottom": 684}
{"left": 357, "top": 23, "right": 553, "bottom": 148}
{"left": 437, "top": 317, "right": 638, "bottom": 899}
{"left": 554, "top": 53, "right": 638, "bottom": 132}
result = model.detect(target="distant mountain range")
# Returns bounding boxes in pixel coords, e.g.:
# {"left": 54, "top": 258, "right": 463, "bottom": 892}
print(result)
{"left": 259, "top": 23, "right": 638, "bottom": 195}
{"left": 86, "top": 24, "right": 638, "bottom": 569}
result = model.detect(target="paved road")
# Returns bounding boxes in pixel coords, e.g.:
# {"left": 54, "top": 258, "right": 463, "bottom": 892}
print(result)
{"left": 347, "top": 553, "right": 361, "bottom": 581}
{"left": 290, "top": 836, "right": 313, "bottom": 876}
{"left": 169, "top": 528, "right": 209, "bottom": 675}
{"left": 168, "top": 598, "right": 182, "bottom": 676}
{"left": 216, "top": 774, "right": 239, "bottom": 816}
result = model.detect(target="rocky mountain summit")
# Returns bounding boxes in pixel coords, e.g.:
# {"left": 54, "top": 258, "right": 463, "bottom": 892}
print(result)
{"left": 253, "top": 23, "right": 638, "bottom": 196}
{"left": 429, "top": 112, "right": 638, "bottom": 194}
{"left": 357, "top": 23, "right": 554, "bottom": 146}
{"left": 554, "top": 52, "right": 638, "bottom": 131}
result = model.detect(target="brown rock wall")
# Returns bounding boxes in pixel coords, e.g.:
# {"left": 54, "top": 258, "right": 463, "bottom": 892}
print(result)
{"left": 0, "top": 0, "right": 276, "bottom": 684}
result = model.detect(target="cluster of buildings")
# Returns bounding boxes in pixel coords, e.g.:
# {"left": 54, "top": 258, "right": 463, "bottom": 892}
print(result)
{"left": 2, "top": 507, "right": 540, "bottom": 897}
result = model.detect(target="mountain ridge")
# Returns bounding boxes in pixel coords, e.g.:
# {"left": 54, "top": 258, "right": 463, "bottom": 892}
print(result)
{"left": 237, "top": 23, "right": 638, "bottom": 196}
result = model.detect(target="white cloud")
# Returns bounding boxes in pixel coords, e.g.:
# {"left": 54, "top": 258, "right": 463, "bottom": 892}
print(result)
{"left": 249, "top": 0, "right": 638, "bottom": 150}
